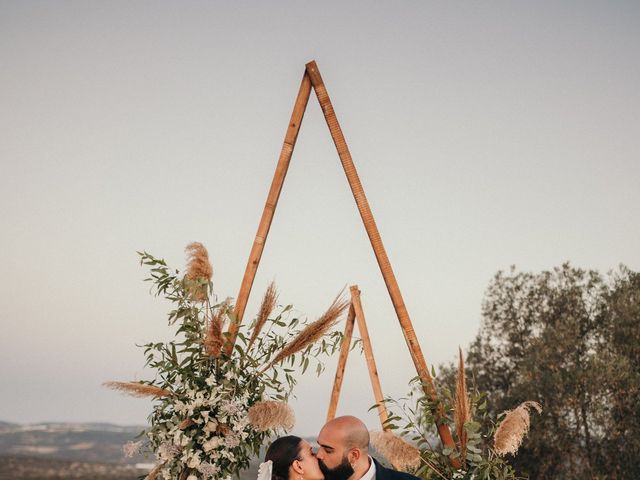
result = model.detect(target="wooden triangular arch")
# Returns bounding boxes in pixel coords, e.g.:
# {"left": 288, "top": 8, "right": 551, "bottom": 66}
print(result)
{"left": 326, "top": 285, "right": 389, "bottom": 427}
{"left": 225, "top": 60, "right": 460, "bottom": 466}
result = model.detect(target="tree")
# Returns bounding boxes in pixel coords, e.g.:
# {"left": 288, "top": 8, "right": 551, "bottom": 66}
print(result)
{"left": 459, "top": 264, "right": 639, "bottom": 479}
{"left": 597, "top": 267, "right": 640, "bottom": 477}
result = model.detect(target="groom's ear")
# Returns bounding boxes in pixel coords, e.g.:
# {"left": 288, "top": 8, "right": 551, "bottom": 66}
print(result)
{"left": 348, "top": 447, "right": 362, "bottom": 464}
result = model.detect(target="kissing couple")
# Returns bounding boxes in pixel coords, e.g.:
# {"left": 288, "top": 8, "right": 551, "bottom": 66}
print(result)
{"left": 257, "top": 415, "right": 420, "bottom": 480}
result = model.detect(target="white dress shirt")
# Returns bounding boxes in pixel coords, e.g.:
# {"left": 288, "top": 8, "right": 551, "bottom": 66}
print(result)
{"left": 360, "top": 456, "right": 376, "bottom": 480}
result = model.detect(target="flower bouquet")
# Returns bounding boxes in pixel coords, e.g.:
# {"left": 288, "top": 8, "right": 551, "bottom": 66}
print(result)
{"left": 106, "top": 243, "right": 347, "bottom": 479}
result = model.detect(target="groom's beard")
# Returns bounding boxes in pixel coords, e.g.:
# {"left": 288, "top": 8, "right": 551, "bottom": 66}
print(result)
{"left": 318, "top": 457, "right": 354, "bottom": 480}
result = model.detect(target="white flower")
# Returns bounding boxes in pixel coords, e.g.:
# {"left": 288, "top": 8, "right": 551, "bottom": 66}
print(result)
{"left": 174, "top": 401, "right": 187, "bottom": 414}
{"left": 221, "top": 450, "right": 236, "bottom": 462}
{"left": 220, "top": 401, "right": 240, "bottom": 416}
{"left": 187, "top": 475, "right": 198, "bottom": 480}
{"left": 122, "top": 440, "right": 142, "bottom": 458}
{"left": 187, "top": 452, "right": 202, "bottom": 468}
{"left": 205, "top": 375, "right": 216, "bottom": 386}
{"left": 232, "top": 416, "right": 249, "bottom": 432}
{"left": 203, "top": 420, "right": 218, "bottom": 434}
{"left": 197, "top": 462, "right": 219, "bottom": 477}
{"left": 158, "top": 442, "right": 180, "bottom": 460}
{"left": 224, "top": 434, "right": 240, "bottom": 448}
{"left": 202, "top": 436, "right": 223, "bottom": 452}
{"left": 172, "top": 430, "right": 190, "bottom": 447}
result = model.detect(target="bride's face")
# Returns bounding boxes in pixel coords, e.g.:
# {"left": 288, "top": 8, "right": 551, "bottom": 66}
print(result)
{"left": 294, "top": 440, "right": 324, "bottom": 480}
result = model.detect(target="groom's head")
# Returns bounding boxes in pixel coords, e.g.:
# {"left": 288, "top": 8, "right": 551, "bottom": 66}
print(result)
{"left": 317, "top": 416, "right": 369, "bottom": 480}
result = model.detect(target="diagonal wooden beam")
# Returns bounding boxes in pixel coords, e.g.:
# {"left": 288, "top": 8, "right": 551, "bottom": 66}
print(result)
{"left": 350, "top": 286, "right": 390, "bottom": 429}
{"left": 326, "top": 301, "right": 356, "bottom": 422}
{"left": 305, "top": 60, "right": 460, "bottom": 465}
{"left": 225, "top": 71, "right": 312, "bottom": 355}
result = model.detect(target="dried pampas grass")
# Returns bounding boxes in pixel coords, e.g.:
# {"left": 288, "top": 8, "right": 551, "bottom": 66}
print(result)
{"left": 454, "top": 347, "right": 471, "bottom": 464}
{"left": 103, "top": 381, "right": 172, "bottom": 398}
{"left": 494, "top": 401, "right": 542, "bottom": 456}
{"left": 248, "top": 400, "right": 295, "bottom": 431}
{"left": 370, "top": 431, "right": 421, "bottom": 472}
{"left": 185, "top": 242, "right": 212, "bottom": 301}
{"left": 263, "top": 292, "right": 348, "bottom": 371}
{"left": 248, "top": 282, "right": 278, "bottom": 349}
{"left": 205, "top": 298, "right": 230, "bottom": 358}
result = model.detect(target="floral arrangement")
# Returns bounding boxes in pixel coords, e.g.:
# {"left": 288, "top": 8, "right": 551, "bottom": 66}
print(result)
{"left": 371, "top": 349, "right": 541, "bottom": 480}
{"left": 106, "top": 243, "right": 347, "bottom": 480}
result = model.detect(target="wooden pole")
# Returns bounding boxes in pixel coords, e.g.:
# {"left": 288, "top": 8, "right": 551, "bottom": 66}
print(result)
{"left": 225, "top": 71, "right": 312, "bottom": 355}
{"left": 350, "top": 286, "right": 390, "bottom": 429}
{"left": 326, "top": 302, "right": 356, "bottom": 422}
{"left": 305, "top": 60, "right": 460, "bottom": 465}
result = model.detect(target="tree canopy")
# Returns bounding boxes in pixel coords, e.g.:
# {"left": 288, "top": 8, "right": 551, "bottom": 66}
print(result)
{"left": 460, "top": 264, "right": 639, "bottom": 479}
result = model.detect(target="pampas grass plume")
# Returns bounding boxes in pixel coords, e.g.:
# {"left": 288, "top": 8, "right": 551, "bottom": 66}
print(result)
{"left": 370, "top": 431, "right": 421, "bottom": 472}
{"left": 494, "top": 401, "right": 542, "bottom": 456}
{"left": 185, "top": 242, "right": 212, "bottom": 301}
{"left": 103, "top": 381, "right": 171, "bottom": 398}
{"left": 263, "top": 292, "right": 348, "bottom": 371}
{"left": 205, "top": 298, "right": 230, "bottom": 358}
{"left": 454, "top": 347, "right": 471, "bottom": 464}
{"left": 248, "top": 282, "right": 278, "bottom": 349}
{"left": 248, "top": 401, "right": 295, "bottom": 431}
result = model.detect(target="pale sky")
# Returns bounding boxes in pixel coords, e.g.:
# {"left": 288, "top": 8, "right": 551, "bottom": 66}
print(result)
{"left": 1, "top": 1, "right": 638, "bottom": 436}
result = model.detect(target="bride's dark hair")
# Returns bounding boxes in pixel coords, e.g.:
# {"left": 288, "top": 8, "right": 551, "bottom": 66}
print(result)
{"left": 265, "top": 435, "right": 303, "bottom": 480}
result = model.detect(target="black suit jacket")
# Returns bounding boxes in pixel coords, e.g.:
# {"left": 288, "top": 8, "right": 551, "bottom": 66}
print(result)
{"left": 372, "top": 457, "right": 421, "bottom": 480}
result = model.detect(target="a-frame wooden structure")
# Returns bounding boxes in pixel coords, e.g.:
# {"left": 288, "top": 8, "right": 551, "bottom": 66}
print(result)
{"left": 224, "top": 60, "right": 460, "bottom": 466}
{"left": 326, "top": 285, "right": 389, "bottom": 427}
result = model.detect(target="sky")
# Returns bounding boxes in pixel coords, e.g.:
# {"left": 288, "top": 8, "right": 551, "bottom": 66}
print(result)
{"left": 1, "top": 1, "right": 639, "bottom": 437}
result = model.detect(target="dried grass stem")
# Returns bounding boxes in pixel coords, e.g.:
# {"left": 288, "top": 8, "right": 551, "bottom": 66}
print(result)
{"left": 103, "top": 381, "right": 172, "bottom": 398}
{"left": 263, "top": 291, "right": 348, "bottom": 371}
{"left": 454, "top": 347, "right": 471, "bottom": 464}
{"left": 248, "top": 282, "right": 278, "bottom": 349}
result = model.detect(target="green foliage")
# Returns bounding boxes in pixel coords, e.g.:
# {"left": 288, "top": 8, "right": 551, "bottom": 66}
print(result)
{"left": 133, "top": 251, "right": 343, "bottom": 479}
{"left": 382, "top": 376, "right": 524, "bottom": 480}
{"left": 453, "top": 263, "right": 640, "bottom": 479}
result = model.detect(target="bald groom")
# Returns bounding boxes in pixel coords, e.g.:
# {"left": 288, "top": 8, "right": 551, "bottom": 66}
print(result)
{"left": 316, "top": 416, "right": 420, "bottom": 480}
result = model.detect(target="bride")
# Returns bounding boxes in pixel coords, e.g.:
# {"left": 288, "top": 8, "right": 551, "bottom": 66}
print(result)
{"left": 259, "top": 435, "right": 324, "bottom": 480}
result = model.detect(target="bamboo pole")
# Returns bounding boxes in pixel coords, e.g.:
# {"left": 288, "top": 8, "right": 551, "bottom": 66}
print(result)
{"left": 326, "top": 302, "right": 356, "bottom": 422}
{"left": 305, "top": 60, "right": 460, "bottom": 465}
{"left": 225, "top": 71, "right": 312, "bottom": 355}
{"left": 350, "top": 286, "right": 390, "bottom": 429}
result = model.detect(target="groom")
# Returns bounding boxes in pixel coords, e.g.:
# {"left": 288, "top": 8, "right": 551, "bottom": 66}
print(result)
{"left": 316, "top": 416, "right": 420, "bottom": 480}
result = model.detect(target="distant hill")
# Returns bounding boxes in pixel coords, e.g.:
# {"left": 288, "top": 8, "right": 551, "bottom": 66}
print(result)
{"left": 0, "top": 421, "right": 268, "bottom": 479}
{"left": 0, "top": 422, "right": 148, "bottom": 465}
{"left": 0, "top": 421, "right": 18, "bottom": 431}
{"left": 0, "top": 455, "right": 143, "bottom": 480}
